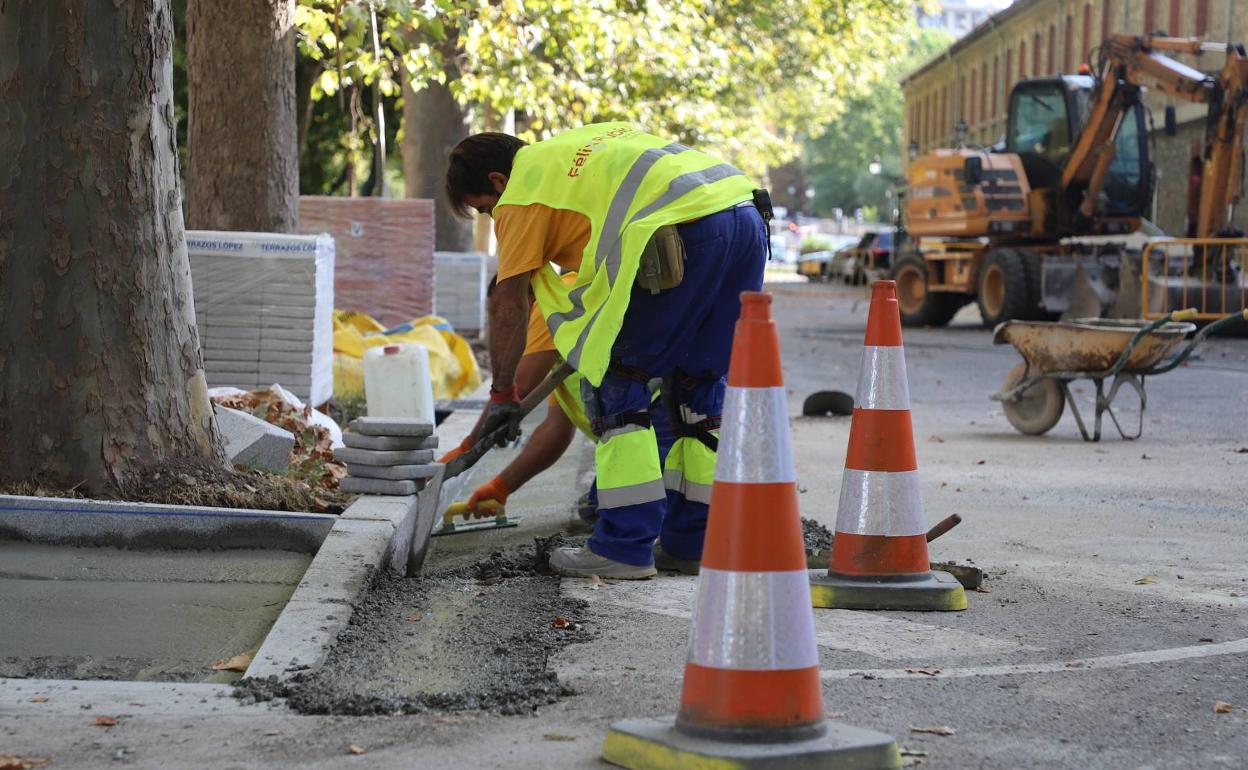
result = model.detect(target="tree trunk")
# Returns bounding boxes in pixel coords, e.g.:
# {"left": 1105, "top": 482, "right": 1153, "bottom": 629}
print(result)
{"left": 0, "top": 0, "right": 224, "bottom": 495}
{"left": 402, "top": 66, "right": 473, "bottom": 251}
{"left": 186, "top": 0, "right": 298, "bottom": 232}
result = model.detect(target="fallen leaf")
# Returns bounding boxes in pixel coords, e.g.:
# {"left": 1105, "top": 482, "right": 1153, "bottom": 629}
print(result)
{"left": 405, "top": 613, "right": 423, "bottom": 622}
{"left": 1065, "top": 661, "right": 1085, "bottom": 668}
{"left": 552, "top": 617, "right": 571, "bottom": 629}
{"left": 542, "top": 733, "right": 577, "bottom": 742}
{"left": 29, "top": 695, "right": 49, "bottom": 703}
{"left": 910, "top": 725, "right": 956, "bottom": 736}
{"left": 1235, "top": 447, "right": 1248, "bottom": 453}
{"left": 975, "top": 459, "right": 985, "bottom": 465}
{"left": 899, "top": 748, "right": 929, "bottom": 757}
{"left": 928, "top": 435, "right": 944, "bottom": 443}
{"left": 1133, "top": 576, "right": 1157, "bottom": 585}
{"left": 264, "top": 730, "right": 283, "bottom": 736}
{"left": 905, "top": 667, "right": 941, "bottom": 676}
{"left": 211, "top": 652, "right": 253, "bottom": 672}
{"left": 1141, "top": 453, "right": 1151, "bottom": 460}
{"left": 347, "top": 744, "right": 367, "bottom": 755}
{"left": 0, "top": 756, "right": 52, "bottom": 770}
{"left": 974, "top": 585, "right": 991, "bottom": 593}
{"left": 93, "top": 715, "right": 118, "bottom": 727}
{"left": 589, "top": 574, "right": 603, "bottom": 590}
{"left": 902, "top": 758, "right": 924, "bottom": 767}
{"left": 1214, "top": 700, "right": 1233, "bottom": 714}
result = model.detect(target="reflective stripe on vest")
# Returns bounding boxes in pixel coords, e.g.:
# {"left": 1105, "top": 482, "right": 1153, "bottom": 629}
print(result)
{"left": 497, "top": 123, "right": 756, "bottom": 386}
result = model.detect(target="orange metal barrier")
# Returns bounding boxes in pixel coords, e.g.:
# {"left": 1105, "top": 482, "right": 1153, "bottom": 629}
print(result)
{"left": 1140, "top": 238, "right": 1248, "bottom": 320}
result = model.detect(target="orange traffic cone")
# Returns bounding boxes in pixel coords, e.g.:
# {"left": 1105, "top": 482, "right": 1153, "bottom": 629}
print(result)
{"left": 810, "top": 281, "right": 967, "bottom": 612}
{"left": 603, "top": 293, "right": 900, "bottom": 770}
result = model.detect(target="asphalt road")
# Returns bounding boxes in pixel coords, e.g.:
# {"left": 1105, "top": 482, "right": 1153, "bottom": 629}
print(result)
{"left": 2, "top": 282, "right": 1245, "bottom": 769}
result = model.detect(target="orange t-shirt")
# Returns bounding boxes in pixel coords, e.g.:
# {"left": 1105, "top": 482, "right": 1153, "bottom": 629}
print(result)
{"left": 523, "top": 301, "right": 556, "bottom": 356}
{"left": 493, "top": 203, "right": 590, "bottom": 282}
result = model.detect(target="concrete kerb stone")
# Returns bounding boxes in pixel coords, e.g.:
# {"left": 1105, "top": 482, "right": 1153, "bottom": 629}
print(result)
{"left": 343, "top": 432, "right": 439, "bottom": 451}
{"left": 245, "top": 516, "right": 396, "bottom": 681}
{"left": 214, "top": 403, "right": 295, "bottom": 472}
{"left": 340, "top": 494, "right": 421, "bottom": 574}
{"left": 333, "top": 447, "right": 436, "bottom": 466}
{"left": 345, "top": 462, "right": 439, "bottom": 480}
{"left": 0, "top": 494, "right": 334, "bottom": 552}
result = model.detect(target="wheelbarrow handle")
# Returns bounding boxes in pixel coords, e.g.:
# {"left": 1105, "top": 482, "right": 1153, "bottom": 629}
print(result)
{"left": 1144, "top": 308, "right": 1248, "bottom": 377}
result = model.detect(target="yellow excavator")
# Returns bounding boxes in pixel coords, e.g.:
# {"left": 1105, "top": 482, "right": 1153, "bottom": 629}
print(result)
{"left": 894, "top": 34, "right": 1248, "bottom": 327}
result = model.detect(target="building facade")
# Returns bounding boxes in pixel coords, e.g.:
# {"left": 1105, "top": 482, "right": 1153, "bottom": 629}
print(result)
{"left": 900, "top": 0, "right": 1244, "bottom": 234}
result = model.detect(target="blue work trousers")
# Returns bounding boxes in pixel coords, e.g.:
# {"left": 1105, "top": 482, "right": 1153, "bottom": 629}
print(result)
{"left": 586, "top": 204, "right": 768, "bottom": 566}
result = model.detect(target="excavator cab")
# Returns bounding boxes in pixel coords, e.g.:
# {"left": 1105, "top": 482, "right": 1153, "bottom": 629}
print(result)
{"left": 1007, "top": 75, "right": 1152, "bottom": 226}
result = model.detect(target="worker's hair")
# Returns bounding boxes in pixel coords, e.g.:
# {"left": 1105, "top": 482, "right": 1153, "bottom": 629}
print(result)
{"left": 445, "top": 133, "right": 528, "bottom": 218}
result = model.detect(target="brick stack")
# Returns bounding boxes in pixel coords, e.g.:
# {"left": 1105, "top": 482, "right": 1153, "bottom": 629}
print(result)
{"left": 187, "top": 230, "right": 335, "bottom": 405}
{"left": 298, "top": 197, "right": 435, "bottom": 327}
{"left": 433, "top": 251, "right": 498, "bottom": 335}
{"left": 335, "top": 417, "right": 440, "bottom": 496}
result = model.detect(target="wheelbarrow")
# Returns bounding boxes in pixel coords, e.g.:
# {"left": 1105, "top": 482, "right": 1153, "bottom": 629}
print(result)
{"left": 990, "top": 309, "right": 1248, "bottom": 441}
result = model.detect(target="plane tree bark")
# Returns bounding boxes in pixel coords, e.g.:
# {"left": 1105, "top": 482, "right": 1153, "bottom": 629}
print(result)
{"left": 402, "top": 49, "right": 473, "bottom": 251}
{"left": 186, "top": 0, "right": 298, "bottom": 231}
{"left": 0, "top": 0, "right": 224, "bottom": 495}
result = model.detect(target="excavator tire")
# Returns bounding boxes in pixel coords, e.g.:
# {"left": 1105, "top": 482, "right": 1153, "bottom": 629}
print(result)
{"left": 890, "top": 254, "right": 966, "bottom": 327}
{"left": 977, "top": 249, "right": 1031, "bottom": 327}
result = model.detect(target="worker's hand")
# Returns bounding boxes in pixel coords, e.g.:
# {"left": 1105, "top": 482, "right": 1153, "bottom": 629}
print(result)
{"left": 438, "top": 437, "right": 471, "bottom": 464}
{"left": 480, "top": 384, "right": 524, "bottom": 446}
{"left": 466, "top": 476, "right": 510, "bottom": 518}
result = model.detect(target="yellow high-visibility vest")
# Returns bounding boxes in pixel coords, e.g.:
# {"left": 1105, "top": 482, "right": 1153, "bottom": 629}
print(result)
{"left": 496, "top": 123, "right": 755, "bottom": 386}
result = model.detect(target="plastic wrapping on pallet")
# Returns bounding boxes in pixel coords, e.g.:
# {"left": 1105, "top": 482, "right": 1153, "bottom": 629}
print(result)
{"left": 188, "top": 231, "right": 335, "bottom": 405}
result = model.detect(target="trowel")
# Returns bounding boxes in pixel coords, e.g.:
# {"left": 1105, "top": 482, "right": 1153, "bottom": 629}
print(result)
{"left": 407, "top": 362, "right": 574, "bottom": 569}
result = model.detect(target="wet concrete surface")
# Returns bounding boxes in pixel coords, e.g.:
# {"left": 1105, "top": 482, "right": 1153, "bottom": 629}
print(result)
{"left": 266, "top": 543, "right": 589, "bottom": 716}
{"left": 0, "top": 542, "right": 308, "bottom": 683}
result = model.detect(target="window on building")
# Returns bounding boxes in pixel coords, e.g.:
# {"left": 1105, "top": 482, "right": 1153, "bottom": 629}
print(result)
{"left": 992, "top": 55, "right": 999, "bottom": 120}
{"left": 970, "top": 69, "right": 978, "bottom": 125}
{"left": 1196, "top": 0, "right": 1210, "bottom": 35}
{"left": 1048, "top": 25, "right": 1056, "bottom": 73}
{"left": 959, "top": 75, "right": 967, "bottom": 122}
{"left": 1102, "top": 0, "right": 1112, "bottom": 41}
{"left": 1034, "top": 32, "right": 1042, "bottom": 75}
{"left": 1065, "top": 14, "right": 1074, "bottom": 72}
{"left": 980, "top": 62, "right": 989, "bottom": 122}
{"left": 1144, "top": 0, "right": 1156, "bottom": 33}
{"left": 1168, "top": 0, "right": 1182, "bottom": 35}
{"left": 941, "top": 85, "right": 949, "bottom": 143}
{"left": 1019, "top": 41, "right": 1027, "bottom": 80}
{"left": 1082, "top": 5, "right": 1092, "bottom": 64}
{"left": 1005, "top": 48, "right": 1013, "bottom": 96}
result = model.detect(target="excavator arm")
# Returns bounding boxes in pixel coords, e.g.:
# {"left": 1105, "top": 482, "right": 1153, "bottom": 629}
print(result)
{"left": 1062, "top": 35, "right": 1248, "bottom": 235}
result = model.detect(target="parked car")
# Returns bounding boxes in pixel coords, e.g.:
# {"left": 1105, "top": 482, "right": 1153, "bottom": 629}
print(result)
{"left": 831, "top": 230, "right": 896, "bottom": 284}
{"left": 797, "top": 250, "right": 836, "bottom": 281}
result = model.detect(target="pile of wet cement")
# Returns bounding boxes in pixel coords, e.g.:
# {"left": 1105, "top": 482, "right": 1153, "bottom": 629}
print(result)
{"left": 242, "top": 536, "right": 588, "bottom": 716}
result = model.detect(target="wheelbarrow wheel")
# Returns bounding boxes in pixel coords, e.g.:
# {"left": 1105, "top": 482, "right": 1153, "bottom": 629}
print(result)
{"left": 1001, "top": 363, "right": 1064, "bottom": 435}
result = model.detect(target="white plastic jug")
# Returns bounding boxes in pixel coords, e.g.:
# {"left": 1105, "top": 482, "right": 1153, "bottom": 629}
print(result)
{"left": 363, "top": 343, "right": 435, "bottom": 422}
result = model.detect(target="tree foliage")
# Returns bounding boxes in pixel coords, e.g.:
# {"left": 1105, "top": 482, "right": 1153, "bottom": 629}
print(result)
{"left": 293, "top": 0, "right": 911, "bottom": 181}
{"left": 805, "top": 26, "right": 953, "bottom": 219}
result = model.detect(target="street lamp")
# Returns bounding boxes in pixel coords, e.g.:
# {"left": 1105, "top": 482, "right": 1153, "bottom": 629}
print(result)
{"left": 868, "top": 157, "right": 883, "bottom": 176}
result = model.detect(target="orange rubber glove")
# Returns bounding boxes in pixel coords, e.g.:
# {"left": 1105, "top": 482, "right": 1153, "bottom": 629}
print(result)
{"left": 466, "top": 476, "right": 510, "bottom": 518}
{"left": 438, "top": 437, "right": 472, "bottom": 464}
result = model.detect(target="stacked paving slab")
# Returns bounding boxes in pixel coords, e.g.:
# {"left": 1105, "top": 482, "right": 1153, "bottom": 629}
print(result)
{"left": 187, "top": 230, "right": 335, "bottom": 405}
{"left": 336, "top": 418, "right": 439, "bottom": 496}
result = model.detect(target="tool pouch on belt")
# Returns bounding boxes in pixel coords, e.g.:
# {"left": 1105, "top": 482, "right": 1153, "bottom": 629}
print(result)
{"left": 636, "top": 224, "right": 686, "bottom": 294}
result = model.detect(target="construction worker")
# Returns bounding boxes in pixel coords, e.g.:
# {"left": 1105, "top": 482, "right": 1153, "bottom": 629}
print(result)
{"left": 442, "top": 275, "right": 675, "bottom": 526}
{"left": 445, "top": 123, "right": 768, "bottom": 579}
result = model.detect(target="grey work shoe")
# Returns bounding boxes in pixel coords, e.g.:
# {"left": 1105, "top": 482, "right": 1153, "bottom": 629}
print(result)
{"left": 549, "top": 546, "right": 657, "bottom": 579}
{"left": 653, "top": 542, "right": 701, "bottom": 575}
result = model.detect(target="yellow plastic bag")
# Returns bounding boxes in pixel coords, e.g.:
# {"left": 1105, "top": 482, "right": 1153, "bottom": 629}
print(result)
{"left": 331, "top": 310, "right": 482, "bottom": 400}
